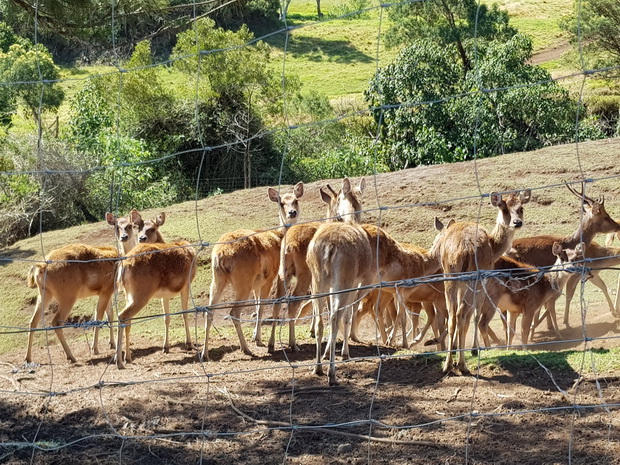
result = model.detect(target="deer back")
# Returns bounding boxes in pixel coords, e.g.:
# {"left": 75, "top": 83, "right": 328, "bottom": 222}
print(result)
{"left": 123, "top": 241, "right": 196, "bottom": 295}
{"left": 31, "top": 244, "right": 119, "bottom": 298}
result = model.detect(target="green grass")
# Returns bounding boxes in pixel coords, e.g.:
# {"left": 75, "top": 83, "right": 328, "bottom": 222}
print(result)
{"left": 477, "top": 347, "right": 620, "bottom": 375}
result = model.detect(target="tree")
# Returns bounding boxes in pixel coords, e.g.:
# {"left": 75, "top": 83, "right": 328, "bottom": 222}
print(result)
{"left": 561, "top": 0, "right": 620, "bottom": 66}
{"left": 1, "top": 0, "right": 279, "bottom": 59}
{"left": 385, "top": 0, "right": 516, "bottom": 75}
{"left": 365, "top": 34, "right": 603, "bottom": 169}
{"left": 171, "top": 18, "right": 293, "bottom": 189}
{"left": 0, "top": 43, "right": 64, "bottom": 136}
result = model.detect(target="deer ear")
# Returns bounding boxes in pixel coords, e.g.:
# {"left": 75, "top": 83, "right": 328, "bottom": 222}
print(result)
{"left": 575, "top": 242, "right": 585, "bottom": 256}
{"left": 552, "top": 242, "right": 562, "bottom": 257}
{"left": 293, "top": 182, "right": 304, "bottom": 199}
{"left": 606, "top": 233, "right": 617, "bottom": 247}
{"left": 434, "top": 217, "right": 444, "bottom": 232}
{"left": 357, "top": 177, "right": 366, "bottom": 195}
{"left": 156, "top": 213, "right": 166, "bottom": 226}
{"left": 320, "top": 187, "right": 332, "bottom": 205}
{"left": 105, "top": 212, "right": 116, "bottom": 226}
{"left": 130, "top": 209, "right": 142, "bottom": 225}
{"left": 341, "top": 178, "right": 352, "bottom": 195}
{"left": 446, "top": 218, "right": 455, "bottom": 228}
{"left": 490, "top": 192, "right": 503, "bottom": 207}
{"left": 268, "top": 187, "right": 280, "bottom": 203}
{"left": 520, "top": 189, "right": 532, "bottom": 204}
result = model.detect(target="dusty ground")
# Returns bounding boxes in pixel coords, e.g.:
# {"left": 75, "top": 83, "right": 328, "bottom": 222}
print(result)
{"left": 1, "top": 297, "right": 620, "bottom": 465}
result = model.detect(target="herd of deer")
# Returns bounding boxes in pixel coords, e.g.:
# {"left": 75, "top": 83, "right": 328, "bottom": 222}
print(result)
{"left": 24, "top": 178, "right": 620, "bottom": 385}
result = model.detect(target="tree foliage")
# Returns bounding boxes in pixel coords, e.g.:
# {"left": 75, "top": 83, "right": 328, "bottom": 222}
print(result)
{"left": 366, "top": 34, "right": 603, "bottom": 169}
{"left": 0, "top": 42, "right": 65, "bottom": 129}
{"left": 560, "top": 0, "right": 620, "bottom": 66}
{"left": 1, "top": 0, "right": 279, "bottom": 59}
{"left": 385, "top": 0, "right": 517, "bottom": 74}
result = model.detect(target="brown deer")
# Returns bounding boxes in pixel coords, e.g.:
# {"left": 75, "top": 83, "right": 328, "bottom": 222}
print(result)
{"left": 478, "top": 243, "right": 587, "bottom": 349}
{"left": 115, "top": 240, "right": 197, "bottom": 368}
{"left": 307, "top": 221, "right": 373, "bottom": 386}
{"left": 350, "top": 227, "right": 444, "bottom": 351}
{"left": 267, "top": 177, "right": 365, "bottom": 354}
{"left": 508, "top": 183, "right": 619, "bottom": 265}
{"left": 430, "top": 189, "right": 532, "bottom": 374}
{"left": 200, "top": 182, "right": 303, "bottom": 361}
{"left": 606, "top": 232, "right": 620, "bottom": 313}
{"left": 310, "top": 223, "right": 444, "bottom": 384}
{"left": 559, "top": 241, "right": 620, "bottom": 328}
{"left": 25, "top": 244, "right": 120, "bottom": 363}
{"left": 506, "top": 182, "right": 620, "bottom": 333}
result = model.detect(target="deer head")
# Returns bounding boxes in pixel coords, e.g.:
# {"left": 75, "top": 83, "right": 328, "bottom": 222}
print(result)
{"left": 268, "top": 182, "right": 304, "bottom": 226}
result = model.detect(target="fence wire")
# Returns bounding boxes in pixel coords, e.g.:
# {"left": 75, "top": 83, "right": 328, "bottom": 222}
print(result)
{"left": 1, "top": 0, "right": 620, "bottom": 464}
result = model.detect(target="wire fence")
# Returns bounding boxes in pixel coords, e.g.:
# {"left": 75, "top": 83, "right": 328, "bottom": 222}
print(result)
{"left": 1, "top": 0, "right": 620, "bottom": 463}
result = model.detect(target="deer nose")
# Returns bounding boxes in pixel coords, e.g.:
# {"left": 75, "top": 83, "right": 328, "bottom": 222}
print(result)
{"left": 512, "top": 219, "right": 523, "bottom": 228}
{"left": 288, "top": 210, "right": 297, "bottom": 218}
{"left": 139, "top": 235, "right": 147, "bottom": 243}
{"left": 120, "top": 234, "right": 128, "bottom": 241}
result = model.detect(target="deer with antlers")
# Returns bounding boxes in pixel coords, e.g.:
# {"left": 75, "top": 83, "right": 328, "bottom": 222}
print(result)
{"left": 199, "top": 182, "right": 304, "bottom": 361}
{"left": 478, "top": 243, "right": 587, "bottom": 349}
{"left": 266, "top": 177, "right": 365, "bottom": 354}
{"left": 506, "top": 182, "right": 620, "bottom": 333}
{"left": 430, "top": 189, "right": 532, "bottom": 375}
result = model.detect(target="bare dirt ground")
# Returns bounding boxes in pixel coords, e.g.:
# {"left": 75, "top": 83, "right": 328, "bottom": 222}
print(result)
{"left": 1, "top": 298, "right": 620, "bottom": 465}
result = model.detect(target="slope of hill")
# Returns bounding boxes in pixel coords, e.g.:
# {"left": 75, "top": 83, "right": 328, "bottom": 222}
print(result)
{"left": 3, "top": 136, "right": 620, "bottom": 358}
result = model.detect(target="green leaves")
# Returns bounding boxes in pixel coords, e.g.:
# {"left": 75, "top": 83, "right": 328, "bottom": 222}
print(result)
{"left": 0, "top": 42, "right": 64, "bottom": 126}
{"left": 366, "top": 34, "right": 602, "bottom": 169}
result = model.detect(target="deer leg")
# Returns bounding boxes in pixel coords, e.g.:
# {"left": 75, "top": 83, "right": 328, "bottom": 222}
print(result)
{"left": 180, "top": 286, "right": 194, "bottom": 351}
{"left": 268, "top": 275, "right": 286, "bottom": 354}
{"left": 563, "top": 273, "right": 579, "bottom": 328}
{"left": 411, "top": 302, "right": 433, "bottom": 346}
{"left": 312, "top": 288, "right": 327, "bottom": 376}
{"left": 506, "top": 311, "right": 518, "bottom": 347}
{"left": 26, "top": 292, "right": 51, "bottom": 364}
{"left": 201, "top": 272, "right": 228, "bottom": 361}
{"left": 545, "top": 297, "right": 562, "bottom": 339}
{"left": 288, "top": 273, "right": 312, "bottom": 352}
{"left": 442, "top": 284, "right": 459, "bottom": 374}
{"left": 520, "top": 309, "right": 536, "bottom": 350}
{"left": 161, "top": 298, "right": 171, "bottom": 353}
{"left": 93, "top": 292, "right": 113, "bottom": 355}
{"left": 588, "top": 272, "right": 615, "bottom": 317}
{"left": 350, "top": 297, "right": 369, "bottom": 344}
{"left": 252, "top": 278, "right": 274, "bottom": 348}
{"left": 52, "top": 297, "right": 78, "bottom": 363}
{"left": 456, "top": 301, "right": 473, "bottom": 375}
{"left": 116, "top": 293, "right": 150, "bottom": 368}
{"left": 327, "top": 294, "right": 343, "bottom": 386}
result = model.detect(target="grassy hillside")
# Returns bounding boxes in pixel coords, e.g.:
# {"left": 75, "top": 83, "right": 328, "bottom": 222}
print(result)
{"left": 8, "top": 0, "right": 578, "bottom": 136}
{"left": 3, "top": 137, "right": 620, "bottom": 361}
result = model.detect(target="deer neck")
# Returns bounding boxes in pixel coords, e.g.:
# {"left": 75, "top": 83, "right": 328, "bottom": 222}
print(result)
{"left": 569, "top": 216, "right": 597, "bottom": 245}
{"left": 489, "top": 219, "right": 515, "bottom": 261}
{"left": 421, "top": 250, "right": 442, "bottom": 275}
{"left": 548, "top": 261, "right": 578, "bottom": 294}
